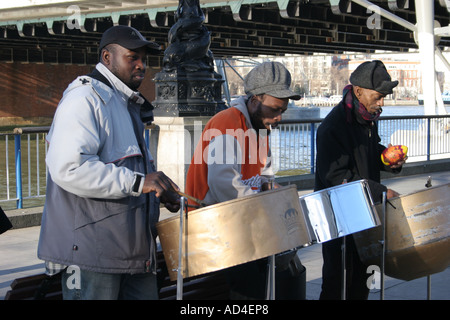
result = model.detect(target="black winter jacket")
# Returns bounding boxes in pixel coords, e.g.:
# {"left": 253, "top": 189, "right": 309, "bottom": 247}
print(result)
{"left": 314, "top": 100, "right": 399, "bottom": 204}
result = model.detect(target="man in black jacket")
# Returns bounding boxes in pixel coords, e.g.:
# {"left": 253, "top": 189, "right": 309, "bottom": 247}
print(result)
{"left": 0, "top": 206, "right": 12, "bottom": 235}
{"left": 315, "top": 60, "right": 405, "bottom": 300}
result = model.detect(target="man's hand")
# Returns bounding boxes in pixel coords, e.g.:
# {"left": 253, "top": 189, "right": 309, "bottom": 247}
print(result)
{"left": 142, "top": 171, "right": 181, "bottom": 212}
{"left": 261, "top": 181, "right": 281, "bottom": 191}
{"left": 160, "top": 191, "right": 181, "bottom": 212}
{"left": 386, "top": 143, "right": 408, "bottom": 169}
{"left": 389, "top": 157, "right": 407, "bottom": 170}
{"left": 386, "top": 188, "right": 399, "bottom": 199}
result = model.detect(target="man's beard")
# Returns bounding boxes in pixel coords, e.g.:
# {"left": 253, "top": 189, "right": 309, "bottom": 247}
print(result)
{"left": 250, "top": 103, "right": 266, "bottom": 131}
{"left": 110, "top": 65, "right": 143, "bottom": 91}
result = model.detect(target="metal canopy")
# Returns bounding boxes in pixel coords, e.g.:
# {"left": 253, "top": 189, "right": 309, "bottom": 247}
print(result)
{"left": 0, "top": 0, "right": 449, "bottom": 66}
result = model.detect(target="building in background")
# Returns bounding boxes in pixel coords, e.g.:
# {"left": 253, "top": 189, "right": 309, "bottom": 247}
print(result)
{"left": 223, "top": 51, "right": 450, "bottom": 104}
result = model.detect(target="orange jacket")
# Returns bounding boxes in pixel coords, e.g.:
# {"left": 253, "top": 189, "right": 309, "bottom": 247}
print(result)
{"left": 185, "top": 98, "right": 272, "bottom": 208}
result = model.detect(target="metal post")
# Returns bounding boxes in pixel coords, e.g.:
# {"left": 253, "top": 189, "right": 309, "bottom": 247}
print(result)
{"left": 176, "top": 196, "right": 187, "bottom": 300}
{"left": 216, "top": 59, "right": 231, "bottom": 106}
{"left": 265, "top": 179, "right": 276, "bottom": 300}
{"left": 310, "top": 123, "right": 315, "bottom": 174}
{"left": 415, "top": 0, "right": 437, "bottom": 115}
{"left": 427, "top": 118, "right": 431, "bottom": 161}
{"left": 14, "top": 134, "right": 23, "bottom": 209}
{"left": 434, "top": 48, "right": 450, "bottom": 115}
{"left": 425, "top": 177, "right": 432, "bottom": 300}
{"left": 341, "top": 179, "right": 347, "bottom": 300}
{"left": 266, "top": 255, "right": 276, "bottom": 300}
{"left": 380, "top": 191, "right": 387, "bottom": 300}
{"left": 341, "top": 235, "right": 346, "bottom": 300}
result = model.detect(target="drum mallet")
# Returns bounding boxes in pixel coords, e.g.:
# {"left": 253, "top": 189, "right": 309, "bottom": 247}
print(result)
{"left": 177, "top": 191, "right": 207, "bottom": 207}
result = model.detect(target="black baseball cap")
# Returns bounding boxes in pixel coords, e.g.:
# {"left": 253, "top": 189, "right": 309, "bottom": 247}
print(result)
{"left": 99, "top": 25, "right": 161, "bottom": 54}
{"left": 350, "top": 60, "right": 399, "bottom": 95}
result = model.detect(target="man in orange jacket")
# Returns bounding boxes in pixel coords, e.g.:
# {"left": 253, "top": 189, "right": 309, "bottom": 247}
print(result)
{"left": 186, "top": 61, "right": 304, "bottom": 299}
{"left": 186, "top": 61, "right": 300, "bottom": 206}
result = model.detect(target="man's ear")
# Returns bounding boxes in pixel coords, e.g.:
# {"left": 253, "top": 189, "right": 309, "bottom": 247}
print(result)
{"left": 101, "top": 48, "right": 110, "bottom": 65}
{"left": 247, "top": 95, "right": 258, "bottom": 112}
{"left": 353, "top": 86, "right": 363, "bottom": 99}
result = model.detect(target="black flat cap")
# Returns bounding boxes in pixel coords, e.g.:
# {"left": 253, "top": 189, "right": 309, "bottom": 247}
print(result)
{"left": 99, "top": 25, "right": 161, "bottom": 54}
{"left": 350, "top": 60, "right": 399, "bottom": 95}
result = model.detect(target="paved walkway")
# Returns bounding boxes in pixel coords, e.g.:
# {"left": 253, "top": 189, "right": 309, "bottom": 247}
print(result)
{"left": 1, "top": 171, "right": 449, "bottom": 300}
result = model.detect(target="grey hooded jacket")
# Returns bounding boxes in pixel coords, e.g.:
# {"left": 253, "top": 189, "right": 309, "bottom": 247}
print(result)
{"left": 37, "top": 63, "right": 160, "bottom": 274}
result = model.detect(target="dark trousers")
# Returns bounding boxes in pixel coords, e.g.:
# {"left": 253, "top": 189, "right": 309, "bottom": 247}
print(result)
{"left": 61, "top": 268, "right": 158, "bottom": 300}
{"left": 225, "top": 254, "right": 306, "bottom": 300}
{"left": 319, "top": 236, "right": 369, "bottom": 300}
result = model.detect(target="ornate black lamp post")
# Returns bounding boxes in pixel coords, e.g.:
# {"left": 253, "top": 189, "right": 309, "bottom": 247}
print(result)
{"left": 152, "top": 0, "right": 226, "bottom": 117}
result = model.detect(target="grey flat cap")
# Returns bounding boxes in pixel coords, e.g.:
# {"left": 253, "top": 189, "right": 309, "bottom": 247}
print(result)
{"left": 244, "top": 61, "right": 301, "bottom": 100}
{"left": 350, "top": 60, "right": 399, "bottom": 95}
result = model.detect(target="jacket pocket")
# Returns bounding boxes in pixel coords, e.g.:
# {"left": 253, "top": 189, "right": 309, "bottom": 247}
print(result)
{"left": 93, "top": 206, "right": 149, "bottom": 261}
{"left": 74, "top": 195, "right": 146, "bottom": 229}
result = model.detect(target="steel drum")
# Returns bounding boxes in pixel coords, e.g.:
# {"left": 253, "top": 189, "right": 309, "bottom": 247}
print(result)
{"left": 299, "top": 180, "right": 380, "bottom": 243}
{"left": 354, "top": 183, "right": 450, "bottom": 281}
{"left": 156, "top": 185, "right": 312, "bottom": 281}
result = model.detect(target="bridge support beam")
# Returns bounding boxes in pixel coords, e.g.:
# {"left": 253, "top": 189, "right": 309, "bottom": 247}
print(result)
{"left": 414, "top": 0, "right": 437, "bottom": 115}
{"left": 348, "top": 0, "right": 440, "bottom": 115}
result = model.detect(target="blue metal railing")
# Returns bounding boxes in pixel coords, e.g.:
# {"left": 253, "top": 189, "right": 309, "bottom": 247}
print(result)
{"left": 14, "top": 134, "right": 22, "bottom": 209}
{"left": 1, "top": 127, "right": 49, "bottom": 210}
{"left": 273, "top": 114, "right": 450, "bottom": 174}
{"left": 1, "top": 114, "right": 449, "bottom": 209}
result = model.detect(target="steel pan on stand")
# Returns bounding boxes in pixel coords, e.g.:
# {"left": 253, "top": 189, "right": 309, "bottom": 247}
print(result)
{"left": 298, "top": 179, "right": 381, "bottom": 299}
{"left": 156, "top": 185, "right": 312, "bottom": 284}
{"left": 354, "top": 183, "right": 450, "bottom": 282}
{"left": 299, "top": 180, "right": 381, "bottom": 244}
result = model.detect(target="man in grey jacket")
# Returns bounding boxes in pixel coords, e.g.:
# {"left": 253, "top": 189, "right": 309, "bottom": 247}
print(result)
{"left": 38, "top": 25, "right": 180, "bottom": 300}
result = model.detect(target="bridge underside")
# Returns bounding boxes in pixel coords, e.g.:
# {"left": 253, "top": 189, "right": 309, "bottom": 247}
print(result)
{"left": 0, "top": 0, "right": 449, "bottom": 66}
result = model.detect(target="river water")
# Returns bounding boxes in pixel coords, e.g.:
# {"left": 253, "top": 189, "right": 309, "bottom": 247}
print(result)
{"left": 319, "top": 104, "right": 450, "bottom": 117}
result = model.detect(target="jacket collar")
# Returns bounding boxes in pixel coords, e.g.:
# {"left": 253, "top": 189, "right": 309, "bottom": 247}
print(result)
{"left": 230, "top": 96, "right": 253, "bottom": 129}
